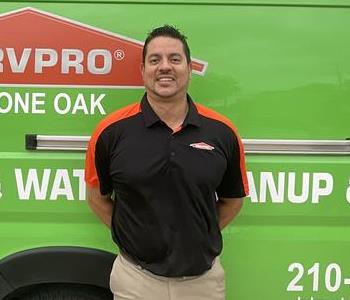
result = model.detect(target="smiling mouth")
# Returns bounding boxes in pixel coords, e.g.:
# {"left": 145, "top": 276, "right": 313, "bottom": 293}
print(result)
{"left": 157, "top": 77, "right": 175, "bottom": 82}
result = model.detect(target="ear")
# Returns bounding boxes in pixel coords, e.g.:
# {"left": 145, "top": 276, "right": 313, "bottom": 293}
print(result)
{"left": 141, "top": 62, "right": 145, "bottom": 78}
{"left": 188, "top": 61, "right": 193, "bottom": 79}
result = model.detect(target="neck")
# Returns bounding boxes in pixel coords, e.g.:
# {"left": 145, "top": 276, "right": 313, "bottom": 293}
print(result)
{"left": 147, "top": 93, "right": 188, "bottom": 131}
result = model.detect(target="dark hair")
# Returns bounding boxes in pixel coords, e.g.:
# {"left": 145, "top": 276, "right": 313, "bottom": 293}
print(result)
{"left": 142, "top": 25, "right": 191, "bottom": 64}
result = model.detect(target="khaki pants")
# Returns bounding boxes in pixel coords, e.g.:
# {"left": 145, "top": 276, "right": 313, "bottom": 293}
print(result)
{"left": 110, "top": 254, "right": 225, "bottom": 300}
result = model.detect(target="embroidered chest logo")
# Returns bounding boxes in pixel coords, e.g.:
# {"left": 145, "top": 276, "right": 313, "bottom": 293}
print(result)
{"left": 189, "top": 142, "right": 215, "bottom": 151}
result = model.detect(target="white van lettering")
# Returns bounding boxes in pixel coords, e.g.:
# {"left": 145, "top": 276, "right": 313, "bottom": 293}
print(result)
{"left": 0, "top": 49, "right": 3, "bottom": 72}
{"left": 90, "top": 93, "right": 106, "bottom": 115}
{"left": 247, "top": 172, "right": 258, "bottom": 203}
{"left": 0, "top": 48, "right": 112, "bottom": 75}
{"left": 248, "top": 172, "right": 334, "bottom": 204}
{"left": 61, "top": 49, "right": 84, "bottom": 74}
{"left": 87, "top": 49, "right": 112, "bottom": 74}
{"left": 260, "top": 172, "right": 285, "bottom": 203}
{"left": 288, "top": 172, "right": 310, "bottom": 204}
{"left": 73, "top": 169, "right": 86, "bottom": 201}
{"left": 0, "top": 92, "right": 12, "bottom": 113}
{"left": 15, "top": 168, "right": 86, "bottom": 201}
{"left": 7, "top": 48, "right": 31, "bottom": 73}
{"left": 54, "top": 93, "right": 71, "bottom": 114}
{"left": 15, "top": 168, "right": 51, "bottom": 200}
{"left": 35, "top": 48, "right": 58, "bottom": 73}
{"left": 311, "top": 173, "right": 333, "bottom": 203}
{"left": 0, "top": 92, "right": 46, "bottom": 114}
{"left": 346, "top": 178, "right": 350, "bottom": 203}
{"left": 50, "top": 169, "right": 74, "bottom": 200}
{"left": 54, "top": 92, "right": 105, "bottom": 115}
{"left": 72, "top": 93, "right": 89, "bottom": 114}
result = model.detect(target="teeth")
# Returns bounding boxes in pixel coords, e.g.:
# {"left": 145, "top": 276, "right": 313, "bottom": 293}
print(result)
{"left": 159, "top": 78, "right": 173, "bottom": 81}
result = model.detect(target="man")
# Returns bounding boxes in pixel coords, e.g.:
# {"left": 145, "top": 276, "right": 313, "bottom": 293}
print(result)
{"left": 85, "top": 25, "right": 249, "bottom": 300}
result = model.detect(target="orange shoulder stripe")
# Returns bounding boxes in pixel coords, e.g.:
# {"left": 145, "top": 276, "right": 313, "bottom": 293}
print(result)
{"left": 85, "top": 102, "right": 141, "bottom": 188}
{"left": 195, "top": 103, "right": 249, "bottom": 196}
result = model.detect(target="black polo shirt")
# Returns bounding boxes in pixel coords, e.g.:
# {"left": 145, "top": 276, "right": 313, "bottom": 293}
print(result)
{"left": 85, "top": 94, "right": 249, "bottom": 277}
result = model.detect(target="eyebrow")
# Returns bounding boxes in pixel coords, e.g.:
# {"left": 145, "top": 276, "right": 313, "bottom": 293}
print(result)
{"left": 147, "top": 53, "right": 182, "bottom": 59}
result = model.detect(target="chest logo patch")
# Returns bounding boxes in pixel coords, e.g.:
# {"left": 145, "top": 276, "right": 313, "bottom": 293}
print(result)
{"left": 189, "top": 142, "right": 215, "bottom": 151}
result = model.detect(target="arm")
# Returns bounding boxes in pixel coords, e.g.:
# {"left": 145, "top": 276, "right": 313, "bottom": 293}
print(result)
{"left": 216, "top": 197, "right": 244, "bottom": 230}
{"left": 87, "top": 186, "right": 113, "bottom": 228}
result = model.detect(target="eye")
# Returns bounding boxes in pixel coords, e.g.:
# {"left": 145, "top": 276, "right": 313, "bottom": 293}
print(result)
{"left": 171, "top": 57, "right": 181, "bottom": 63}
{"left": 148, "top": 57, "right": 159, "bottom": 65}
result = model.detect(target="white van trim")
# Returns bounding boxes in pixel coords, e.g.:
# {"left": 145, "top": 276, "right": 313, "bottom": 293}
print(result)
{"left": 25, "top": 135, "right": 350, "bottom": 154}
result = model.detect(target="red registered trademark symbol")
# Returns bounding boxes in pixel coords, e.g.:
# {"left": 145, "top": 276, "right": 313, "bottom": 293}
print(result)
{"left": 114, "top": 49, "right": 125, "bottom": 60}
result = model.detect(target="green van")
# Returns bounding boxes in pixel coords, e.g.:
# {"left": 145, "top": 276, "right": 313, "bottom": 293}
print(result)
{"left": 0, "top": 1, "right": 349, "bottom": 299}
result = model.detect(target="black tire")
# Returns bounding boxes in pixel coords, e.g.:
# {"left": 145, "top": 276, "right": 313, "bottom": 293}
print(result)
{"left": 9, "top": 283, "right": 112, "bottom": 300}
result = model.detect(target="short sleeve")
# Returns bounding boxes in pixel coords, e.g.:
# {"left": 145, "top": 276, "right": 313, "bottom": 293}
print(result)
{"left": 94, "top": 134, "right": 113, "bottom": 195}
{"left": 216, "top": 131, "right": 249, "bottom": 198}
{"left": 85, "top": 130, "right": 113, "bottom": 195}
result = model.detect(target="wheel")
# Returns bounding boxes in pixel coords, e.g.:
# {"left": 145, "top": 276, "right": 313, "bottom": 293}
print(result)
{"left": 8, "top": 283, "right": 112, "bottom": 300}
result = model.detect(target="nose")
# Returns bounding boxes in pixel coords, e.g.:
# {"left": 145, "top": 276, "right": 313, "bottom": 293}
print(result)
{"left": 159, "top": 58, "right": 171, "bottom": 71}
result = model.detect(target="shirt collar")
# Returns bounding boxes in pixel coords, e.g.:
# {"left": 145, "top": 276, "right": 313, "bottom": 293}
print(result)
{"left": 140, "top": 93, "right": 201, "bottom": 128}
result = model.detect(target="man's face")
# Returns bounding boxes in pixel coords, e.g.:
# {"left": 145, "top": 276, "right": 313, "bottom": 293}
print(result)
{"left": 141, "top": 36, "right": 192, "bottom": 101}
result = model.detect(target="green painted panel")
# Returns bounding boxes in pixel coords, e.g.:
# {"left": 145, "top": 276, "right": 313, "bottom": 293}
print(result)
{"left": 0, "top": 2, "right": 349, "bottom": 149}
{"left": 0, "top": 1, "right": 349, "bottom": 300}
{"left": 0, "top": 154, "right": 116, "bottom": 259}
{"left": 4, "top": 0, "right": 350, "bottom": 7}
